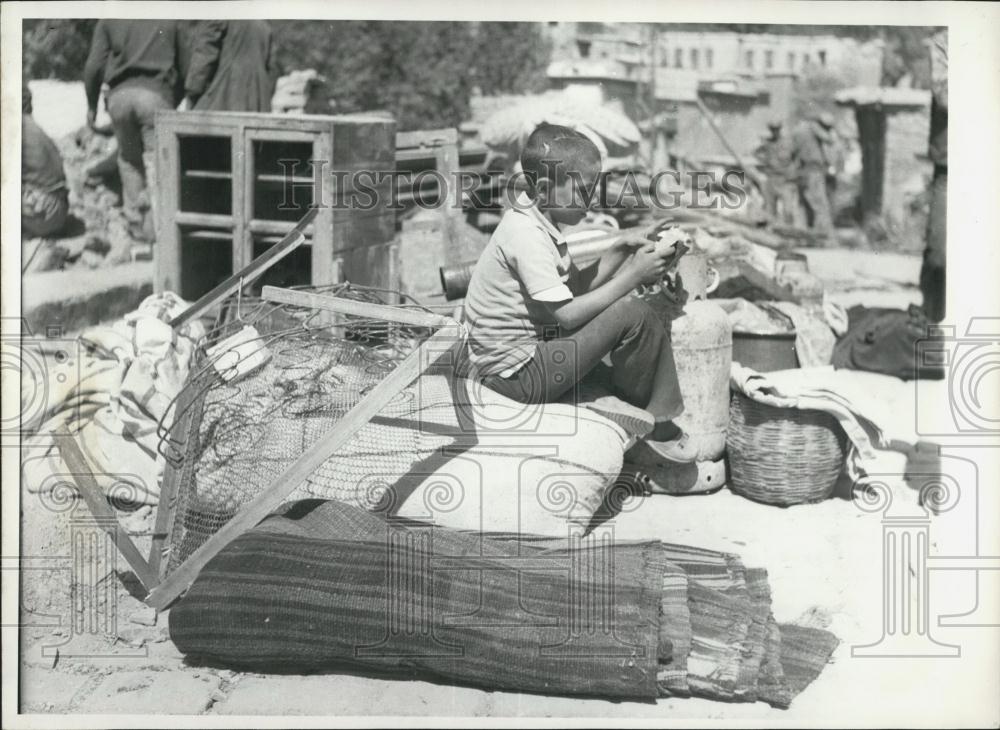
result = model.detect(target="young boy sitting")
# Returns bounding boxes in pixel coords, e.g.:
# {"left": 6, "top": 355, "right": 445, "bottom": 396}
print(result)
{"left": 460, "top": 123, "right": 695, "bottom": 462}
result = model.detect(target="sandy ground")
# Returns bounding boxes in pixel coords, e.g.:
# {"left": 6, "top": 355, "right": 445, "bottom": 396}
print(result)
{"left": 15, "top": 249, "right": 1000, "bottom": 724}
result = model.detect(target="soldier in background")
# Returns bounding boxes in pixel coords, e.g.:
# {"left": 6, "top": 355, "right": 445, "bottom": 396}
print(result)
{"left": 821, "top": 119, "right": 845, "bottom": 221}
{"left": 921, "top": 30, "right": 947, "bottom": 323}
{"left": 753, "top": 118, "right": 798, "bottom": 225}
{"left": 791, "top": 111, "right": 837, "bottom": 241}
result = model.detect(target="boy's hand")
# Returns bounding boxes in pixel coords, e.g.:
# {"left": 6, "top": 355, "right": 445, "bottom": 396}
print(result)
{"left": 638, "top": 218, "right": 675, "bottom": 241}
{"left": 614, "top": 232, "right": 655, "bottom": 253}
{"left": 614, "top": 218, "right": 676, "bottom": 251}
{"left": 622, "top": 242, "right": 668, "bottom": 286}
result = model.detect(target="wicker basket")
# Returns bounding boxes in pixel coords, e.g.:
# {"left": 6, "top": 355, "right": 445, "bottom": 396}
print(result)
{"left": 726, "top": 392, "right": 847, "bottom": 506}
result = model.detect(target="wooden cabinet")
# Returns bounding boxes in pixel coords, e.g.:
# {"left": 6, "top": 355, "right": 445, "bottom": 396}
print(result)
{"left": 154, "top": 111, "right": 396, "bottom": 299}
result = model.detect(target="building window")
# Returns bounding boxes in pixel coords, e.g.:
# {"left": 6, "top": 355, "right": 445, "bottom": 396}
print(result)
{"left": 764, "top": 50, "right": 774, "bottom": 70}
{"left": 787, "top": 52, "right": 796, "bottom": 70}
{"left": 577, "top": 40, "right": 591, "bottom": 58}
{"left": 706, "top": 48, "right": 714, "bottom": 69}
{"left": 674, "top": 47, "right": 683, "bottom": 68}
{"left": 803, "top": 53, "right": 811, "bottom": 67}
{"left": 690, "top": 48, "right": 700, "bottom": 70}
{"left": 660, "top": 47, "right": 669, "bottom": 67}
{"left": 745, "top": 49, "right": 754, "bottom": 70}
{"left": 818, "top": 49, "right": 827, "bottom": 66}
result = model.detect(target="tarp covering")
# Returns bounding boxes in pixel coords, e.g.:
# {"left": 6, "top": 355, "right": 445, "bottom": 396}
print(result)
{"left": 479, "top": 91, "right": 642, "bottom": 159}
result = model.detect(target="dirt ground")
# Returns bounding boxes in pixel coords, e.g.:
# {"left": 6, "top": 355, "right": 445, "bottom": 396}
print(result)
{"left": 15, "top": 249, "right": 1000, "bottom": 724}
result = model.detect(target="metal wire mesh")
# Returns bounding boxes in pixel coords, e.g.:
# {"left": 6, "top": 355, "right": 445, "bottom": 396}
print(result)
{"left": 156, "top": 283, "right": 449, "bottom": 577}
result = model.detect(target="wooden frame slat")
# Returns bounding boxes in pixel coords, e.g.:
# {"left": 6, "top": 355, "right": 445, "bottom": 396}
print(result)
{"left": 148, "top": 376, "right": 201, "bottom": 579}
{"left": 145, "top": 324, "right": 463, "bottom": 609}
{"left": 56, "top": 431, "right": 160, "bottom": 592}
{"left": 261, "top": 286, "right": 454, "bottom": 329}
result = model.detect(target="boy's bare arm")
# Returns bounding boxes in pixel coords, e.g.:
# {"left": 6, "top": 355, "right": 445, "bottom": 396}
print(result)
{"left": 576, "top": 244, "right": 632, "bottom": 292}
{"left": 543, "top": 243, "right": 667, "bottom": 331}
{"left": 575, "top": 219, "right": 678, "bottom": 293}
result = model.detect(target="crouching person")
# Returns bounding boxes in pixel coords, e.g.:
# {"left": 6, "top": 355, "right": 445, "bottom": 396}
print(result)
{"left": 22, "top": 89, "right": 69, "bottom": 238}
{"left": 460, "top": 123, "right": 694, "bottom": 462}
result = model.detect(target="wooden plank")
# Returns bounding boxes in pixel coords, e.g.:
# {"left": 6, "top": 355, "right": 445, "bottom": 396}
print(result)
{"left": 733, "top": 260, "right": 801, "bottom": 303}
{"left": 160, "top": 109, "right": 385, "bottom": 135}
{"left": 242, "top": 126, "right": 319, "bottom": 144}
{"left": 247, "top": 219, "right": 320, "bottom": 239}
{"left": 56, "top": 431, "right": 160, "bottom": 592}
{"left": 311, "top": 130, "right": 336, "bottom": 286}
{"left": 174, "top": 211, "right": 234, "bottom": 229}
{"left": 435, "top": 132, "right": 460, "bottom": 218}
{"left": 395, "top": 127, "right": 458, "bottom": 150}
{"left": 168, "top": 208, "right": 317, "bottom": 329}
{"left": 155, "top": 117, "right": 183, "bottom": 293}
{"left": 184, "top": 229, "right": 234, "bottom": 242}
{"left": 147, "top": 374, "right": 202, "bottom": 579}
{"left": 21, "top": 237, "right": 47, "bottom": 274}
{"left": 182, "top": 169, "right": 232, "bottom": 180}
{"left": 145, "top": 324, "right": 463, "bottom": 609}
{"left": 233, "top": 123, "right": 249, "bottom": 273}
{"left": 262, "top": 286, "right": 452, "bottom": 328}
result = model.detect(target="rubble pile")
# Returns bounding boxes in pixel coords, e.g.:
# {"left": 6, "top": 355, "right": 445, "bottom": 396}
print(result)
{"left": 23, "top": 127, "right": 138, "bottom": 274}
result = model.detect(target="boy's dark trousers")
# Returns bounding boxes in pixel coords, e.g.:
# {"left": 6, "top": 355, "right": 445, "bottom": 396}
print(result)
{"left": 481, "top": 296, "right": 684, "bottom": 422}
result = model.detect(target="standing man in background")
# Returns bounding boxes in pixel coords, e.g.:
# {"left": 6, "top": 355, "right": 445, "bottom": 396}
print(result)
{"left": 754, "top": 118, "right": 797, "bottom": 225}
{"left": 821, "top": 119, "right": 845, "bottom": 223}
{"left": 183, "top": 20, "right": 276, "bottom": 112}
{"left": 83, "top": 20, "right": 188, "bottom": 245}
{"left": 792, "top": 111, "right": 837, "bottom": 242}
{"left": 921, "top": 30, "right": 947, "bottom": 323}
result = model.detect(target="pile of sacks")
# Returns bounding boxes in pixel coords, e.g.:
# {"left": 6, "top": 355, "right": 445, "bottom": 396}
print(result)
{"left": 271, "top": 69, "right": 329, "bottom": 114}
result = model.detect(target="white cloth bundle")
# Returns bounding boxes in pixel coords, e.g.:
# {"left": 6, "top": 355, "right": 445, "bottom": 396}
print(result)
{"left": 206, "top": 325, "right": 271, "bottom": 383}
{"left": 22, "top": 292, "right": 205, "bottom": 504}
{"left": 730, "top": 363, "right": 889, "bottom": 481}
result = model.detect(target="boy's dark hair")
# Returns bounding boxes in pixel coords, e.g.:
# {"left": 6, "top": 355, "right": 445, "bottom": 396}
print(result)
{"left": 520, "top": 123, "right": 601, "bottom": 188}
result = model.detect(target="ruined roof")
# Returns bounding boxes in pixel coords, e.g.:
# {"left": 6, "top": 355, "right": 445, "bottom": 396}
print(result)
{"left": 546, "top": 59, "right": 637, "bottom": 83}
{"left": 834, "top": 86, "right": 931, "bottom": 108}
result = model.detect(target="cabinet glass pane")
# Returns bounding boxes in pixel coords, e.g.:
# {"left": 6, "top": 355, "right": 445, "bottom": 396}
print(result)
{"left": 179, "top": 136, "right": 232, "bottom": 215}
{"left": 249, "top": 234, "right": 313, "bottom": 291}
{"left": 179, "top": 227, "right": 232, "bottom": 300}
{"left": 252, "top": 141, "right": 316, "bottom": 222}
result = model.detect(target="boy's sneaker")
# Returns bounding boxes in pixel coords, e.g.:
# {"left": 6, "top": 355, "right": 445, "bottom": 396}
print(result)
{"left": 580, "top": 395, "right": 655, "bottom": 439}
{"left": 643, "top": 430, "right": 698, "bottom": 464}
{"left": 562, "top": 381, "right": 655, "bottom": 438}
